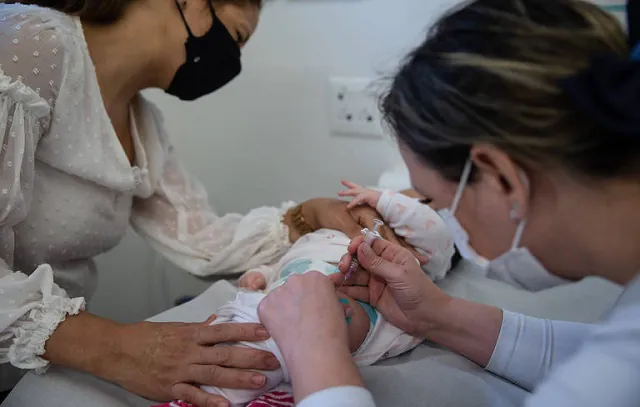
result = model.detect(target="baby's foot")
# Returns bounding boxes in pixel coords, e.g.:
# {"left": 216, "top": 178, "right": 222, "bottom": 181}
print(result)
{"left": 238, "top": 271, "right": 267, "bottom": 291}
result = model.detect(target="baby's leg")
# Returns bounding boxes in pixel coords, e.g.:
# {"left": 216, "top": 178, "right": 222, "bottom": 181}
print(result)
{"left": 200, "top": 293, "right": 286, "bottom": 406}
{"left": 337, "top": 294, "right": 371, "bottom": 353}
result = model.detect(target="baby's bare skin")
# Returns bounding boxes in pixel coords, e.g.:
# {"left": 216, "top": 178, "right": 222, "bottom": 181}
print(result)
{"left": 336, "top": 293, "right": 371, "bottom": 353}
{"left": 239, "top": 266, "right": 373, "bottom": 353}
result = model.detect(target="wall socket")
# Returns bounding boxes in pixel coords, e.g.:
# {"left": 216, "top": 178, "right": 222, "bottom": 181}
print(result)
{"left": 328, "top": 77, "right": 384, "bottom": 138}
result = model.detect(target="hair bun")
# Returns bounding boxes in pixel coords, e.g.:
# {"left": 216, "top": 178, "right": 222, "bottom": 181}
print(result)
{"left": 560, "top": 54, "right": 640, "bottom": 139}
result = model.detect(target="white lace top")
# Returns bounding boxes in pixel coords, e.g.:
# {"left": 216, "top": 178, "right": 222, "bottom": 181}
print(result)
{"left": 0, "top": 4, "right": 293, "bottom": 381}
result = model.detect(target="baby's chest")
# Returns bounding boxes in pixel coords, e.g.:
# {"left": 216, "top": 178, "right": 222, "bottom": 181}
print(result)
{"left": 12, "top": 163, "right": 133, "bottom": 269}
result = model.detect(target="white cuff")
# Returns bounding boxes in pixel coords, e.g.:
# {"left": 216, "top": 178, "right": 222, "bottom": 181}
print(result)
{"left": 298, "top": 386, "right": 376, "bottom": 407}
{"left": 485, "top": 310, "right": 546, "bottom": 391}
{"left": 375, "top": 190, "right": 394, "bottom": 219}
{"left": 486, "top": 310, "right": 520, "bottom": 373}
{"left": 8, "top": 295, "right": 85, "bottom": 373}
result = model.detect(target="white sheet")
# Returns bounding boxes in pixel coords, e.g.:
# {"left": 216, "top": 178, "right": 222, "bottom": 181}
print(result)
{"left": 1, "top": 261, "right": 622, "bottom": 407}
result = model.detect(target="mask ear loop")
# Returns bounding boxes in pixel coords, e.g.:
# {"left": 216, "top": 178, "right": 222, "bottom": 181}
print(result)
{"left": 205, "top": 0, "right": 218, "bottom": 20}
{"left": 510, "top": 170, "right": 530, "bottom": 250}
{"left": 174, "top": 0, "right": 195, "bottom": 38}
{"left": 511, "top": 219, "right": 527, "bottom": 250}
{"left": 450, "top": 158, "right": 473, "bottom": 215}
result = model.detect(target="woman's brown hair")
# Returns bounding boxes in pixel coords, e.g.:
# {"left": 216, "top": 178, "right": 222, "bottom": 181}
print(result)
{"left": 2, "top": 0, "right": 263, "bottom": 24}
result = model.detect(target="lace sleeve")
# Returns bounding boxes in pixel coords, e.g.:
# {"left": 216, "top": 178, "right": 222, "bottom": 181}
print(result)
{"left": 131, "top": 136, "right": 295, "bottom": 277}
{"left": 0, "top": 10, "right": 86, "bottom": 372}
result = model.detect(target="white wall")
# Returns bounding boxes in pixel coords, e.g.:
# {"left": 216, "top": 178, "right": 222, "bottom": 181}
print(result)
{"left": 149, "top": 0, "right": 455, "bottom": 211}
{"left": 89, "top": 0, "right": 628, "bottom": 322}
{"left": 89, "top": 0, "right": 455, "bottom": 322}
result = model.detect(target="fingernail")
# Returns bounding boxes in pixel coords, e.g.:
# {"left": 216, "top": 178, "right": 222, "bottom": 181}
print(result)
{"left": 252, "top": 374, "right": 266, "bottom": 387}
{"left": 361, "top": 244, "right": 373, "bottom": 256}
{"left": 265, "top": 355, "right": 280, "bottom": 369}
{"left": 256, "top": 328, "right": 269, "bottom": 339}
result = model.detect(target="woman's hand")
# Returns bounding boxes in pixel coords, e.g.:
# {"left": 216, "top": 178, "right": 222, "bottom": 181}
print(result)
{"left": 335, "top": 236, "right": 451, "bottom": 336}
{"left": 258, "top": 272, "right": 365, "bottom": 401}
{"left": 110, "top": 318, "right": 281, "bottom": 406}
{"left": 45, "top": 313, "right": 279, "bottom": 407}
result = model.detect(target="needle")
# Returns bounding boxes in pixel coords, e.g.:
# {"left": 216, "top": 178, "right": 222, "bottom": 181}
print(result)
{"left": 338, "top": 219, "right": 384, "bottom": 290}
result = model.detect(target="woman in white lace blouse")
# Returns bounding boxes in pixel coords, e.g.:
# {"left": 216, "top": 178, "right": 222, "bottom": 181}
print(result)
{"left": 0, "top": 1, "right": 398, "bottom": 405}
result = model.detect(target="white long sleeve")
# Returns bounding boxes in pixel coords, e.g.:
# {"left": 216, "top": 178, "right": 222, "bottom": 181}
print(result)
{"left": 130, "top": 136, "right": 295, "bottom": 277}
{"left": 376, "top": 191, "right": 454, "bottom": 280}
{"left": 486, "top": 311, "right": 591, "bottom": 391}
{"left": 0, "top": 13, "right": 85, "bottom": 375}
{"left": 523, "top": 275, "right": 640, "bottom": 406}
{"left": 297, "top": 387, "right": 376, "bottom": 407}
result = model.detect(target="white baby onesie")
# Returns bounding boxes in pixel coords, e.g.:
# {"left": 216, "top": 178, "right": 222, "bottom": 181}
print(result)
{"left": 203, "top": 260, "right": 420, "bottom": 406}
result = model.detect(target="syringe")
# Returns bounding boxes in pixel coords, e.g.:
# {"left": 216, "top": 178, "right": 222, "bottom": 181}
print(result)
{"left": 340, "top": 219, "right": 384, "bottom": 288}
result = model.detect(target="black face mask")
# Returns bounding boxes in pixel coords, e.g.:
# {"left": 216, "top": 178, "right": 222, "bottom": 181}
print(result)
{"left": 166, "top": 0, "right": 242, "bottom": 101}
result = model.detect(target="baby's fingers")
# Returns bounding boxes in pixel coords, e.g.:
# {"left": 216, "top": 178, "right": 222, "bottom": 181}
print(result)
{"left": 338, "top": 188, "right": 360, "bottom": 198}
{"left": 341, "top": 180, "right": 362, "bottom": 189}
{"left": 346, "top": 195, "right": 370, "bottom": 209}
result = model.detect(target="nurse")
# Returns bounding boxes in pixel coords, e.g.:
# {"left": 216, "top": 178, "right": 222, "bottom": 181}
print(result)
{"left": 0, "top": 0, "right": 401, "bottom": 406}
{"left": 258, "top": 1, "right": 640, "bottom": 406}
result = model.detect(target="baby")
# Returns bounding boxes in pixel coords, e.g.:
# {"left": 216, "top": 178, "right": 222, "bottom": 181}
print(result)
{"left": 154, "top": 182, "right": 455, "bottom": 407}
{"left": 240, "top": 181, "right": 455, "bottom": 291}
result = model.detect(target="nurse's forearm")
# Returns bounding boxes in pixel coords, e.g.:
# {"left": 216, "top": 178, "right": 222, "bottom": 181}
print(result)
{"left": 286, "top": 344, "right": 365, "bottom": 402}
{"left": 43, "top": 312, "right": 123, "bottom": 378}
{"left": 422, "top": 297, "right": 503, "bottom": 368}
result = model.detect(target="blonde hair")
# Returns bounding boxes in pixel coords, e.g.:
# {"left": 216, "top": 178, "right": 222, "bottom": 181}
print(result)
{"left": 382, "top": 0, "right": 638, "bottom": 180}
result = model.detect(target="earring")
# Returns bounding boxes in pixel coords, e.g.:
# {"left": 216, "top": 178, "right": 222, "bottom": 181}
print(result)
{"left": 510, "top": 202, "right": 521, "bottom": 221}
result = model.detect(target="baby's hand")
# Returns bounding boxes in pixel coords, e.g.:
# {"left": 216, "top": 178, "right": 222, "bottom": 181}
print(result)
{"left": 338, "top": 180, "right": 383, "bottom": 210}
{"left": 238, "top": 271, "right": 267, "bottom": 291}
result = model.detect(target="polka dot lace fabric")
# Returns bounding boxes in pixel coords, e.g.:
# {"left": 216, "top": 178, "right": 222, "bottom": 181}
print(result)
{"left": 0, "top": 4, "right": 294, "bottom": 386}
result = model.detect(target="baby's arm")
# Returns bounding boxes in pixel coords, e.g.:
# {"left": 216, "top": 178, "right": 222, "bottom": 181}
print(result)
{"left": 376, "top": 192, "right": 454, "bottom": 280}
{"left": 339, "top": 181, "right": 445, "bottom": 254}
{"left": 339, "top": 181, "right": 454, "bottom": 279}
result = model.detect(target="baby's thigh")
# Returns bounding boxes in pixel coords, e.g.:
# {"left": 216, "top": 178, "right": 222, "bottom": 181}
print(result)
{"left": 202, "top": 309, "right": 285, "bottom": 404}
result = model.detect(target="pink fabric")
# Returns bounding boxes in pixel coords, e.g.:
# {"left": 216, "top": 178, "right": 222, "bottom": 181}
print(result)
{"left": 150, "top": 391, "right": 295, "bottom": 407}
{"left": 151, "top": 402, "right": 193, "bottom": 407}
{"left": 247, "top": 391, "right": 295, "bottom": 407}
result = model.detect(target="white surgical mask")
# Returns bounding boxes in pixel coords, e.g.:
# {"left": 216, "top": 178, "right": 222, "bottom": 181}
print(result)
{"left": 438, "top": 159, "right": 569, "bottom": 291}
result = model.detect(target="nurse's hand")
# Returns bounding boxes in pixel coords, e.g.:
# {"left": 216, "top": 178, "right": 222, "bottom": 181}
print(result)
{"left": 335, "top": 237, "right": 506, "bottom": 367}
{"left": 258, "top": 272, "right": 365, "bottom": 401}
{"left": 109, "top": 319, "right": 279, "bottom": 406}
{"left": 335, "top": 236, "right": 451, "bottom": 336}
